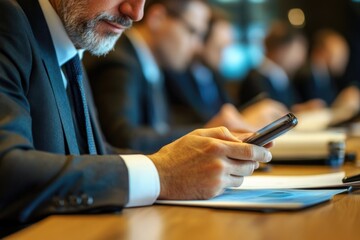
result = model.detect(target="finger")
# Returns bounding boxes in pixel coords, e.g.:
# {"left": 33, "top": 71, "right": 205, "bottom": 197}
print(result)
{"left": 226, "top": 175, "right": 244, "bottom": 188}
{"left": 192, "top": 127, "right": 242, "bottom": 142}
{"left": 224, "top": 158, "right": 258, "bottom": 177}
{"left": 234, "top": 132, "right": 254, "bottom": 141}
{"left": 220, "top": 141, "right": 272, "bottom": 163}
{"left": 231, "top": 128, "right": 254, "bottom": 134}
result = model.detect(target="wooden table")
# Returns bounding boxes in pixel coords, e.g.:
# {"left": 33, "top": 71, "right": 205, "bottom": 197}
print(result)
{"left": 5, "top": 136, "right": 360, "bottom": 240}
{"left": 5, "top": 162, "right": 360, "bottom": 240}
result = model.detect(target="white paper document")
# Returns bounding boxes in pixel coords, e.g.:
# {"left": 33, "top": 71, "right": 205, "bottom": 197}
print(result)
{"left": 156, "top": 189, "right": 347, "bottom": 211}
{"left": 238, "top": 172, "right": 360, "bottom": 189}
{"left": 156, "top": 172, "right": 356, "bottom": 211}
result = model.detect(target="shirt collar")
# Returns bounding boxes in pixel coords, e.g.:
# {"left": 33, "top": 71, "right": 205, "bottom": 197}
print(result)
{"left": 38, "top": 0, "right": 84, "bottom": 66}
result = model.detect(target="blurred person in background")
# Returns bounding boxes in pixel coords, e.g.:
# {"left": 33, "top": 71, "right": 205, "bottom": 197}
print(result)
{"left": 238, "top": 21, "right": 322, "bottom": 112}
{"left": 165, "top": 8, "right": 288, "bottom": 129}
{"left": 293, "top": 29, "right": 360, "bottom": 115}
{"left": 84, "top": 0, "right": 256, "bottom": 153}
{"left": 164, "top": 7, "right": 235, "bottom": 125}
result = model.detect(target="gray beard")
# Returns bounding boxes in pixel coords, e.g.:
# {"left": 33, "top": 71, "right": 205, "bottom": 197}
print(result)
{"left": 70, "top": 14, "right": 121, "bottom": 56}
{"left": 60, "top": 1, "right": 132, "bottom": 56}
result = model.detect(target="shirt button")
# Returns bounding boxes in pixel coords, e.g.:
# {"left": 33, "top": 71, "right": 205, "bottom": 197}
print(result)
{"left": 53, "top": 197, "right": 65, "bottom": 208}
{"left": 68, "top": 195, "right": 82, "bottom": 206}
{"left": 81, "top": 194, "right": 94, "bottom": 206}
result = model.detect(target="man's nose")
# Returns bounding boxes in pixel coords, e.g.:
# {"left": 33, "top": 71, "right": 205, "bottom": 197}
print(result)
{"left": 119, "top": 0, "right": 145, "bottom": 22}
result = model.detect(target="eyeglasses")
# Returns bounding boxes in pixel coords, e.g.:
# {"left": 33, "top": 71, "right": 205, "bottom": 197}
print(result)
{"left": 166, "top": 7, "right": 206, "bottom": 41}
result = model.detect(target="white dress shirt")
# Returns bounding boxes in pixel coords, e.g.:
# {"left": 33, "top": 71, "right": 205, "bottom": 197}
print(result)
{"left": 38, "top": 0, "right": 160, "bottom": 207}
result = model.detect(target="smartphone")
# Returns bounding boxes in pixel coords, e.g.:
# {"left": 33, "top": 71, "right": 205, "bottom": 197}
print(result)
{"left": 243, "top": 113, "right": 298, "bottom": 146}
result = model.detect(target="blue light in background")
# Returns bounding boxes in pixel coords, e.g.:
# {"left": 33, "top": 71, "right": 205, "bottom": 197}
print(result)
{"left": 219, "top": 44, "right": 247, "bottom": 80}
{"left": 219, "top": 22, "right": 266, "bottom": 81}
{"left": 219, "top": 43, "right": 264, "bottom": 81}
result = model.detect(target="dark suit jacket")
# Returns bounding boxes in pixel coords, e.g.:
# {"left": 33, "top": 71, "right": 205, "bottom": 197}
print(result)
{"left": 164, "top": 65, "right": 230, "bottom": 125}
{"left": 0, "top": 0, "right": 128, "bottom": 226}
{"left": 84, "top": 34, "right": 194, "bottom": 154}
{"left": 238, "top": 69, "right": 299, "bottom": 108}
{"left": 293, "top": 64, "right": 339, "bottom": 105}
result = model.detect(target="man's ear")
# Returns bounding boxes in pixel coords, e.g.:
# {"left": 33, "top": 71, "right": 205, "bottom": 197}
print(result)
{"left": 145, "top": 4, "right": 168, "bottom": 31}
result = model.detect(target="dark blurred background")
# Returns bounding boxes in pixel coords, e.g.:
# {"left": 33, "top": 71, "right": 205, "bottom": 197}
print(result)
{"left": 209, "top": 0, "right": 360, "bottom": 86}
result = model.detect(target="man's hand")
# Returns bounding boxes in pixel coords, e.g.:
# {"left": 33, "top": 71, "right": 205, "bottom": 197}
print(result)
{"left": 292, "top": 99, "right": 327, "bottom": 113}
{"left": 205, "top": 103, "right": 256, "bottom": 132}
{"left": 331, "top": 86, "right": 360, "bottom": 114}
{"left": 147, "top": 127, "right": 272, "bottom": 200}
{"left": 241, "top": 99, "right": 288, "bottom": 128}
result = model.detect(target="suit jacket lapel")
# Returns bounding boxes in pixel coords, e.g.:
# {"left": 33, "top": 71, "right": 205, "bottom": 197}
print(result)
{"left": 17, "top": 0, "right": 80, "bottom": 154}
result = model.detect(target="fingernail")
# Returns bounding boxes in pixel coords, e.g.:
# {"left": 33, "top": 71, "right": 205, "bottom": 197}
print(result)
{"left": 265, "top": 151, "right": 272, "bottom": 162}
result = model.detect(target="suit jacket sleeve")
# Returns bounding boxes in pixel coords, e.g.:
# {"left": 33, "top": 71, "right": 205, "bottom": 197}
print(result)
{"left": 238, "top": 70, "right": 266, "bottom": 106}
{"left": 0, "top": 0, "right": 128, "bottom": 224}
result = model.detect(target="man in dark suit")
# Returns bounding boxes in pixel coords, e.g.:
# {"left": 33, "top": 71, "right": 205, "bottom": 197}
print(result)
{"left": 164, "top": 8, "right": 233, "bottom": 125}
{"left": 238, "top": 21, "right": 307, "bottom": 109}
{"left": 164, "top": 68, "right": 230, "bottom": 124}
{"left": 0, "top": 0, "right": 272, "bottom": 232}
{"left": 84, "top": 0, "right": 257, "bottom": 153}
{"left": 84, "top": 33, "right": 198, "bottom": 153}
{"left": 164, "top": 7, "right": 289, "bottom": 129}
{"left": 293, "top": 29, "right": 358, "bottom": 108}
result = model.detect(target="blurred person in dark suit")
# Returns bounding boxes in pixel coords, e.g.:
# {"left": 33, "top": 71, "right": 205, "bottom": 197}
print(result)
{"left": 164, "top": 8, "right": 234, "bottom": 125}
{"left": 165, "top": 9, "right": 288, "bottom": 129}
{"left": 238, "top": 21, "right": 322, "bottom": 112}
{"left": 84, "top": 0, "right": 257, "bottom": 153}
{"left": 293, "top": 29, "right": 360, "bottom": 115}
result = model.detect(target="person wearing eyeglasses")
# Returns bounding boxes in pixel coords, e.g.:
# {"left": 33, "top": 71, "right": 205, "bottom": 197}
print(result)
{"left": 164, "top": 7, "right": 288, "bottom": 129}
{"left": 84, "top": 0, "right": 255, "bottom": 153}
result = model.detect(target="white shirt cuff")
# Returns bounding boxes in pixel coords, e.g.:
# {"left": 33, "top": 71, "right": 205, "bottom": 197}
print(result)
{"left": 121, "top": 154, "right": 160, "bottom": 207}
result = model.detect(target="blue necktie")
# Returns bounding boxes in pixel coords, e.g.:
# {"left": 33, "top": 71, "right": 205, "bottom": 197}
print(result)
{"left": 64, "top": 55, "right": 97, "bottom": 155}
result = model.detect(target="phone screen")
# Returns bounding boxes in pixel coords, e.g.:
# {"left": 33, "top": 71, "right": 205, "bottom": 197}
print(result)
{"left": 243, "top": 113, "right": 298, "bottom": 146}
